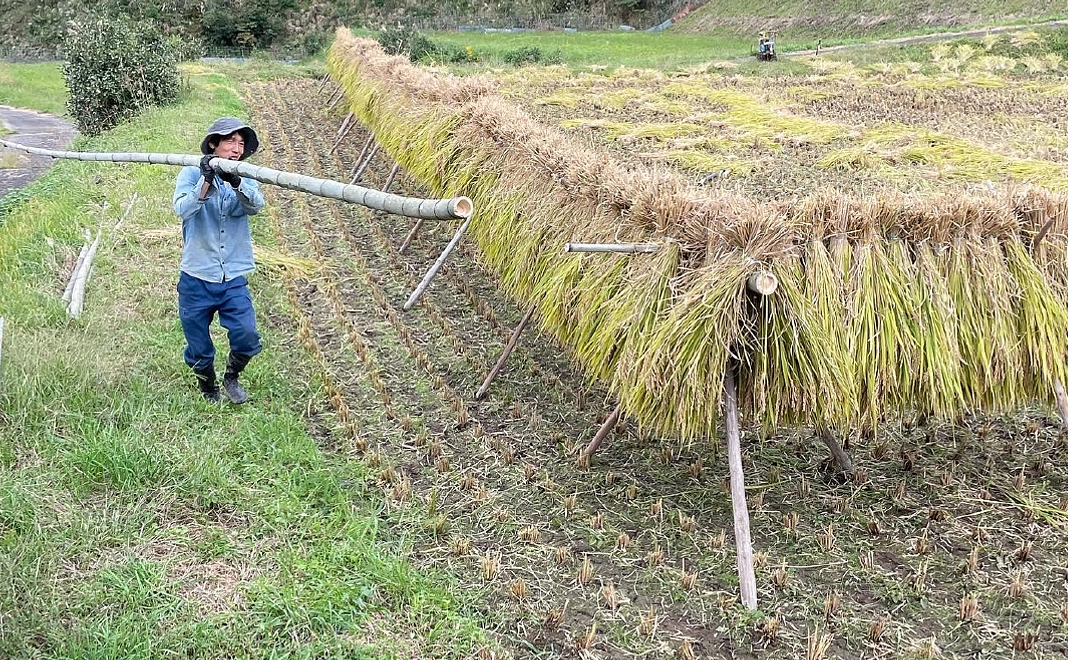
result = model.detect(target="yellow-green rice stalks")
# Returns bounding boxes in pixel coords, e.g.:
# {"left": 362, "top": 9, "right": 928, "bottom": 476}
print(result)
{"left": 328, "top": 30, "right": 1068, "bottom": 438}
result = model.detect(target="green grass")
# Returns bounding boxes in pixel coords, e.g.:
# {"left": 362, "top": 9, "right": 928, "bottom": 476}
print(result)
{"left": 430, "top": 30, "right": 753, "bottom": 70}
{"left": 0, "top": 61, "right": 68, "bottom": 116}
{"left": 675, "top": 0, "right": 1068, "bottom": 41}
{"left": 0, "top": 62, "right": 489, "bottom": 658}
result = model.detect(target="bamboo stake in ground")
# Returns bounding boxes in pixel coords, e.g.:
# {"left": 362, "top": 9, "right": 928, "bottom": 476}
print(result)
{"left": 403, "top": 215, "right": 473, "bottom": 311}
{"left": 724, "top": 364, "right": 758, "bottom": 610}
{"left": 583, "top": 402, "right": 622, "bottom": 457}
{"left": 475, "top": 304, "right": 537, "bottom": 400}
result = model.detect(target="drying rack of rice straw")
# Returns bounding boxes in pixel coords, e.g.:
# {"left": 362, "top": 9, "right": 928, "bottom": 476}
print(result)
{"left": 326, "top": 27, "right": 1068, "bottom": 611}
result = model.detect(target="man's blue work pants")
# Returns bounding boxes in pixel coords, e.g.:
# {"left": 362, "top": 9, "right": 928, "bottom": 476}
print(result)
{"left": 177, "top": 271, "right": 262, "bottom": 371}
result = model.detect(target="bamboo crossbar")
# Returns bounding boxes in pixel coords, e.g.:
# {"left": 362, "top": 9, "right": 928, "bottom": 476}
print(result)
{"left": 0, "top": 139, "right": 472, "bottom": 221}
{"left": 564, "top": 242, "right": 660, "bottom": 253}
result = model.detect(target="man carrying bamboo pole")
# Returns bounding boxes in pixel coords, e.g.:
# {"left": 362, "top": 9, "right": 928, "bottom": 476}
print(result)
{"left": 172, "top": 118, "right": 265, "bottom": 404}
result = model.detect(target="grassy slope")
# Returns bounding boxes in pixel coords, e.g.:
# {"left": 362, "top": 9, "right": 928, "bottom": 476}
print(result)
{"left": 0, "top": 62, "right": 67, "bottom": 116}
{"left": 675, "top": 0, "right": 1068, "bottom": 41}
{"left": 0, "top": 61, "right": 489, "bottom": 658}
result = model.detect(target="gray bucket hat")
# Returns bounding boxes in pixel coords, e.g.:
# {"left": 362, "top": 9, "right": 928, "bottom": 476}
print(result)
{"left": 200, "top": 117, "right": 259, "bottom": 160}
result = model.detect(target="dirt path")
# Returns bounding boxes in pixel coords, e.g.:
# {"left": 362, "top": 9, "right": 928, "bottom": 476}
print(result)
{"left": 0, "top": 105, "right": 77, "bottom": 199}
{"left": 783, "top": 17, "right": 1068, "bottom": 57}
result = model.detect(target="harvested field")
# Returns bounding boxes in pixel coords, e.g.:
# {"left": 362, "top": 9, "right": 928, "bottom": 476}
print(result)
{"left": 498, "top": 54, "right": 1068, "bottom": 200}
{"left": 243, "top": 63, "right": 1068, "bottom": 657}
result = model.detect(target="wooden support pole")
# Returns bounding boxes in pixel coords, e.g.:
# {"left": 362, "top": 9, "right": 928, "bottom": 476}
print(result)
{"left": 327, "top": 85, "right": 347, "bottom": 111}
{"left": 329, "top": 112, "right": 356, "bottom": 154}
{"left": 583, "top": 403, "right": 622, "bottom": 457}
{"left": 475, "top": 305, "right": 537, "bottom": 400}
{"left": 316, "top": 74, "right": 331, "bottom": 93}
{"left": 399, "top": 219, "right": 425, "bottom": 254}
{"left": 350, "top": 135, "right": 374, "bottom": 178}
{"left": 403, "top": 215, "right": 473, "bottom": 311}
{"left": 818, "top": 427, "right": 855, "bottom": 477}
{"left": 382, "top": 163, "right": 400, "bottom": 193}
{"left": 1031, "top": 219, "right": 1068, "bottom": 433}
{"left": 724, "top": 365, "right": 758, "bottom": 610}
{"left": 350, "top": 144, "right": 379, "bottom": 185}
{"left": 0, "top": 316, "right": 5, "bottom": 392}
{"left": 1054, "top": 379, "right": 1068, "bottom": 433}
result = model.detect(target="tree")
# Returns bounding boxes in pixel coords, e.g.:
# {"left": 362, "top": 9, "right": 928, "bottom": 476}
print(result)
{"left": 63, "top": 15, "right": 180, "bottom": 135}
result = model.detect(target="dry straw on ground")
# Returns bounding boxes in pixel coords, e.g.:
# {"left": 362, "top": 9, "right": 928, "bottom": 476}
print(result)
{"left": 328, "top": 28, "right": 1068, "bottom": 438}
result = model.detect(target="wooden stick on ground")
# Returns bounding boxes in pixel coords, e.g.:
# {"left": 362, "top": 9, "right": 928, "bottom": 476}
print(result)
{"left": 403, "top": 215, "right": 473, "bottom": 311}
{"left": 475, "top": 305, "right": 537, "bottom": 400}
{"left": 724, "top": 363, "right": 758, "bottom": 610}
{"left": 582, "top": 402, "right": 622, "bottom": 457}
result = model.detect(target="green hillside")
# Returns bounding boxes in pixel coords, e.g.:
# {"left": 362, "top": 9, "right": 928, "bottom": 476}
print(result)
{"left": 674, "top": 0, "right": 1068, "bottom": 39}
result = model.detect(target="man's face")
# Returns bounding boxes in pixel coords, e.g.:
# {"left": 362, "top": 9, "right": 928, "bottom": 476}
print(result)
{"left": 212, "top": 132, "right": 245, "bottom": 160}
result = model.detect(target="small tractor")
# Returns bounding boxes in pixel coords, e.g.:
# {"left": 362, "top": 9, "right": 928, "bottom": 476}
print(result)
{"left": 756, "top": 31, "right": 777, "bottom": 61}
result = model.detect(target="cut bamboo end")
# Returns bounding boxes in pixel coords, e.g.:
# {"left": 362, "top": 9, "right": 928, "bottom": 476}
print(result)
{"left": 564, "top": 242, "right": 660, "bottom": 254}
{"left": 451, "top": 197, "right": 474, "bottom": 219}
{"left": 746, "top": 272, "right": 778, "bottom": 296}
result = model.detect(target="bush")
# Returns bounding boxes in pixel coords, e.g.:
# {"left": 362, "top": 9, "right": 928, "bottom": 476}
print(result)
{"left": 63, "top": 15, "right": 180, "bottom": 136}
{"left": 375, "top": 27, "right": 479, "bottom": 64}
{"left": 501, "top": 46, "right": 563, "bottom": 65}
{"left": 200, "top": 0, "right": 295, "bottom": 49}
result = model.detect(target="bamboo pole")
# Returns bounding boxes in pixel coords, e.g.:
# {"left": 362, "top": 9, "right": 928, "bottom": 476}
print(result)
{"left": 403, "top": 215, "right": 473, "bottom": 311}
{"left": 564, "top": 242, "right": 660, "bottom": 253}
{"left": 399, "top": 219, "right": 424, "bottom": 254}
{"left": 583, "top": 402, "right": 622, "bottom": 457}
{"left": 62, "top": 236, "right": 91, "bottom": 303}
{"left": 475, "top": 304, "right": 537, "bottom": 400}
{"left": 67, "top": 231, "right": 100, "bottom": 319}
{"left": 0, "top": 139, "right": 472, "bottom": 221}
{"left": 350, "top": 143, "right": 380, "bottom": 184}
{"left": 724, "top": 364, "right": 758, "bottom": 610}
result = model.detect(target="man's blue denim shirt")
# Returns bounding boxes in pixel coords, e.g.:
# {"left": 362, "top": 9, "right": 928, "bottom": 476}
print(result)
{"left": 172, "top": 166, "right": 266, "bottom": 283}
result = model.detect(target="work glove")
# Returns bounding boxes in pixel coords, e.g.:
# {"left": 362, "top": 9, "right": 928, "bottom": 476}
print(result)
{"left": 215, "top": 167, "right": 242, "bottom": 189}
{"left": 198, "top": 155, "right": 216, "bottom": 186}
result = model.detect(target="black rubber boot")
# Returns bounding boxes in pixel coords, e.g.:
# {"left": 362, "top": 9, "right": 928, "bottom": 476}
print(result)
{"left": 194, "top": 366, "right": 221, "bottom": 403}
{"left": 222, "top": 353, "right": 252, "bottom": 404}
